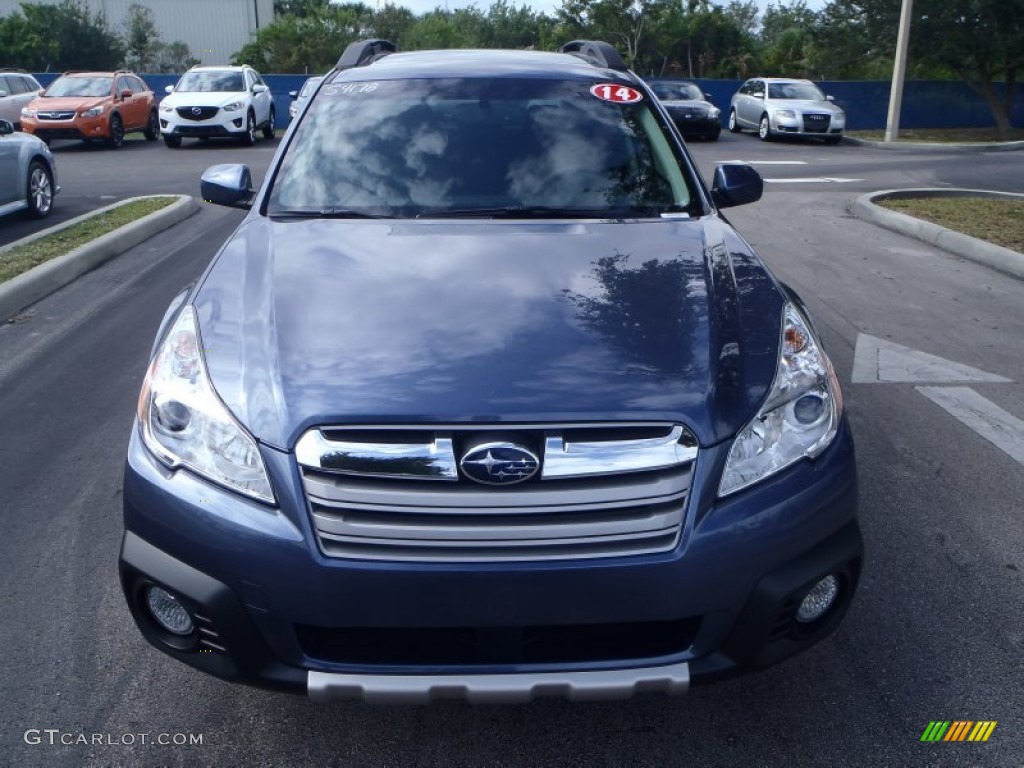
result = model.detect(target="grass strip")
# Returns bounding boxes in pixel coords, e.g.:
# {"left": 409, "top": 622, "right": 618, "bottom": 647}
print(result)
{"left": 0, "top": 197, "right": 175, "bottom": 283}
{"left": 848, "top": 127, "right": 1024, "bottom": 143}
{"left": 877, "top": 196, "right": 1024, "bottom": 253}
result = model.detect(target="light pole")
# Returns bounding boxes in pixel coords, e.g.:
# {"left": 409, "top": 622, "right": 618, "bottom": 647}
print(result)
{"left": 885, "top": 0, "right": 914, "bottom": 142}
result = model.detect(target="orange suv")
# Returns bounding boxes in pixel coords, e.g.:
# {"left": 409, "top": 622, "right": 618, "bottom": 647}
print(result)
{"left": 21, "top": 70, "right": 158, "bottom": 148}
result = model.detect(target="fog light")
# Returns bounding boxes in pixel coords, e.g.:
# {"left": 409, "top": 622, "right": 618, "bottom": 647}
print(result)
{"left": 796, "top": 574, "right": 839, "bottom": 623}
{"left": 145, "top": 586, "right": 194, "bottom": 635}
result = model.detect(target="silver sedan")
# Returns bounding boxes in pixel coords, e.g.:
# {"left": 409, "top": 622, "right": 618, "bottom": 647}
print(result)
{"left": 728, "top": 78, "right": 846, "bottom": 144}
{"left": 0, "top": 118, "right": 58, "bottom": 219}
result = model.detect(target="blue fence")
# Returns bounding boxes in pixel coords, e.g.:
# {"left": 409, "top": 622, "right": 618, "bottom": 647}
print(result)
{"left": 33, "top": 72, "right": 1022, "bottom": 131}
{"left": 650, "top": 78, "right": 1022, "bottom": 131}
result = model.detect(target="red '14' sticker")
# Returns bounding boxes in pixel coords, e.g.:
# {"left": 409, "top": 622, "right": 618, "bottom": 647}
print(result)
{"left": 590, "top": 83, "right": 644, "bottom": 103}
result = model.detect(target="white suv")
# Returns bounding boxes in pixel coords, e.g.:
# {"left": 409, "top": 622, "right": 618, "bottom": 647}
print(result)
{"left": 159, "top": 66, "right": 274, "bottom": 148}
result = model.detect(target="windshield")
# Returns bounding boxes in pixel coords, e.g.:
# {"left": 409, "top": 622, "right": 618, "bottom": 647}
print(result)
{"left": 298, "top": 77, "right": 323, "bottom": 99}
{"left": 768, "top": 82, "right": 826, "bottom": 100}
{"left": 651, "top": 83, "right": 703, "bottom": 101}
{"left": 268, "top": 77, "right": 698, "bottom": 219}
{"left": 175, "top": 71, "right": 244, "bottom": 93}
{"left": 45, "top": 77, "right": 111, "bottom": 98}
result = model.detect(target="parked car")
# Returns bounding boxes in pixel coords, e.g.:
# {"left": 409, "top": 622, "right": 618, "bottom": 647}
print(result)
{"left": 288, "top": 75, "right": 323, "bottom": 119}
{"left": 728, "top": 78, "right": 845, "bottom": 144}
{"left": 0, "top": 118, "right": 58, "bottom": 218}
{"left": 159, "top": 65, "right": 274, "bottom": 148}
{"left": 648, "top": 80, "right": 721, "bottom": 141}
{"left": 20, "top": 70, "right": 158, "bottom": 148}
{"left": 0, "top": 69, "right": 44, "bottom": 129}
{"left": 120, "top": 39, "right": 861, "bottom": 703}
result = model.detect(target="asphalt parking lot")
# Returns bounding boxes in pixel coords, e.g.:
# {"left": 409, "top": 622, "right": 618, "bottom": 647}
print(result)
{"left": 1, "top": 130, "right": 1022, "bottom": 766}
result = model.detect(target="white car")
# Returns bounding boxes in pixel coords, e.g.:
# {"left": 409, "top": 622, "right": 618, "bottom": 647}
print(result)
{"left": 728, "top": 78, "right": 846, "bottom": 144}
{"left": 159, "top": 66, "right": 274, "bottom": 148}
{"left": 288, "top": 75, "right": 323, "bottom": 120}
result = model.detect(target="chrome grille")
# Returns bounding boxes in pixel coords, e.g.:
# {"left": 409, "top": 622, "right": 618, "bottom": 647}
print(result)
{"left": 37, "top": 111, "right": 75, "bottom": 120}
{"left": 177, "top": 106, "right": 219, "bottom": 121}
{"left": 297, "top": 423, "right": 697, "bottom": 562}
{"left": 803, "top": 113, "right": 831, "bottom": 133}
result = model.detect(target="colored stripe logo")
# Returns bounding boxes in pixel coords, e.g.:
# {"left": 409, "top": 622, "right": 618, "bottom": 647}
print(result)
{"left": 920, "top": 721, "right": 997, "bottom": 742}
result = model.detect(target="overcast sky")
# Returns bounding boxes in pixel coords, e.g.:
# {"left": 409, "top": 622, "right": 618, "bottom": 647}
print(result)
{"left": 389, "top": 0, "right": 827, "bottom": 19}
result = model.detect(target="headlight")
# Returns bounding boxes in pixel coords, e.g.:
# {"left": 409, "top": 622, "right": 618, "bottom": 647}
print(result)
{"left": 775, "top": 109, "right": 796, "bottom": 119}
{"left": 708, "top": 107, "right": 720, "bottom": 118}
{"left": 719, "top": 303, "right": 842, "bottom": 497}
{"left": 21, "top": 107, "right": 35, "bottom": 117}
{"left": 222, "top": 101, "right": 243, "bottom": 112}
{"left": 160, "top": 102, "right": 174, "bottom": 112}
{"left": 137, "top": 306, "right": 274, "bottom": 503}
{"left": 81, "top": 105, "right": 105, "bottom": 117}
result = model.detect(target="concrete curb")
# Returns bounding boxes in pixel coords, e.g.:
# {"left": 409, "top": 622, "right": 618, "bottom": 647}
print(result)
{"left": 849, "top": 188, "right": 1024, "bottom": 280}
{"left": 843, "top": 136, "right": 1024, "bottom": 153}
{"left": 0, "top": 195, "right": 198, "bottom": 321}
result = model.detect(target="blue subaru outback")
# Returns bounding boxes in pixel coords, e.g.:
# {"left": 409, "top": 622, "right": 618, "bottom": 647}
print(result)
{"left": 120, "top": 40, "right": 862, "bottom": 703}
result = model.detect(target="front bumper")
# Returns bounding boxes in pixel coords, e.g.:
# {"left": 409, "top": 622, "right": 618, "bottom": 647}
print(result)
{"left": 161, "top": 114, "right": 246, "bottom": 137}
{"left": 772, "top": 112, "right": 845, "bottom": 137}
{"left": 120, "top": 420, "right": 862, "bottom": 702}
{"left": 22, "top": 114, "right": 110, "bottom": 141}
{"left": 668, "top": 113, "right": 721, "bottom": 136}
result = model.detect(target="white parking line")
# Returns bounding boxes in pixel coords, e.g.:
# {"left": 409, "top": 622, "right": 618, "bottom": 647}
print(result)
{"left": 722, "top": 160, "right": 808, "bottom": 165}
{"left": 764, "top": 177, "right": 863, "bottom": 184}
{"left": 917, "top": 386, "right": 1024, "bottom": 466}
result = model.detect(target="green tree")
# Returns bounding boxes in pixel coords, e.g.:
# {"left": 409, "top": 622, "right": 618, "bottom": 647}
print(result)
{"left": 157, "top": 41, "right": 200, "bottom": 73}
{"left": 122, "top": 3, "right": 162, "bottom": 71}
{"left": 234, "top": 2, "right": 372, "bottom": 72}
{"left": 11, "top": 0, "right": 124, "bottom": 71}
{"left": 368, "top": 3, "right": 416, "bottom": 48}
{"left": 0, "top": 10, "right": 58, "bottom": 70}
{"left": 821, "top": 0, "right": 1024, "bottom": 137}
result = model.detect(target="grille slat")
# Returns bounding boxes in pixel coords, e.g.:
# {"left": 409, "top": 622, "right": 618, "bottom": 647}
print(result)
{"left": 802, "top": 113, "right": 831, "bottom": 133}
{"left": 298, "top": 423, "right": 696, "bottom": 562}
{"left": 177, "top": 105, "right": 220, "bottom": 121}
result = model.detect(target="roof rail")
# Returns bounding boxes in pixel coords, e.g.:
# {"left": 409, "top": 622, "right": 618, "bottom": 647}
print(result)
{"left": 559, "top": 40, "right": 627, "bottom": 71}
{"left": 0, "top": 67, "right": 30, "bottom": 73}
{"left": 336, "top": 39, "right": 398, "bottom": 71}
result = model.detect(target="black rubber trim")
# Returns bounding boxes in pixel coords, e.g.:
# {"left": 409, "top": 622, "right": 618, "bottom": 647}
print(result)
{"left": 690, "top": 519, "right": 864, "bottom": 683}
{"left": 119, "top": 532, "right": 305, "bottom": 693}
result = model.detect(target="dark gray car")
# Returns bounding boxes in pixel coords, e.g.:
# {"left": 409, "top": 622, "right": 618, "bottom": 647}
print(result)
{"left": 649, "top": 80, "right": 721, "bottom": 141}
{"left": 0, "top": 118, "right": 58, "bottom": 219}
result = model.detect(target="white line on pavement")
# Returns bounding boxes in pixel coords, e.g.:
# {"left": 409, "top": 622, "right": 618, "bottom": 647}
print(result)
{"left": 764, "top": 177, "right": 863, "bottom": 184}
{"left": 916, "top": 386, "right": 1024, "bottom": 466}
{"left": 722, "top": 160, "right": 808, "bottom": 165}
{"left": 851, "top": 334, "right": 1012, "bottom": 384}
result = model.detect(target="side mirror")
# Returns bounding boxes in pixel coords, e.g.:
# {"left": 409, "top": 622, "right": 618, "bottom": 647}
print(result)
{"left": 704, "top": 92, "right": 713, "bottom": 101}
{"left": 711, "top": 163, "right": 763, "bottom": 209}
{"left": 288, "top": 90, "right": 298, "bottom": 100}
{"left": 0, "top": 119, "right": 14, "bottom": 136}
{"left": 165, "top": 84, "right": 174, "bottom": 94}
{"left": 253, "top": 84, "right": 269, "bottom": 94}
{"left": 121, "top": 88, "right": 132, "bottom": 99}
{"left": 0, "top": 90, "right": 8, "bottom": 98}
{"left": 201, "top": 164, "right": 254, "bottom": 210}
{"left": 826, "top": 94, "right": 835, "bottom": 102}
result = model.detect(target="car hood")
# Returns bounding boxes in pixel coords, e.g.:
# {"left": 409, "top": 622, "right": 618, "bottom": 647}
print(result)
{"left": 32, "top": 96, "right": 108, "bottom": 111}
{"left": 662, "top": 99, "right": 715, "bottom": 111}
{"left": 162, "top": 91, "right": 247, "bottom": 108}
{"left": 770, "top": 99, "right": 844, "bottom": 114}
{"left": 193, "top": 217, "right": 784, "bottom": 450}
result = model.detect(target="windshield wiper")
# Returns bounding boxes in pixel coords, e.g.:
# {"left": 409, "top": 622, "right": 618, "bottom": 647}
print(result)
{"left": 269, "top": 208, "right": 394, "bottom": 220}
{"left": 416, "top": 205, "right": 670, "bottom": 220}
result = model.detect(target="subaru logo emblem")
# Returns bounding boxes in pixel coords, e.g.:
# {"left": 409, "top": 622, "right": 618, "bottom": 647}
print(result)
{"left": 460, "top": 443, "right": 539, "bottom": 485}
{"left": 192, "top": 107, "right": 202, "bottom": 115}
